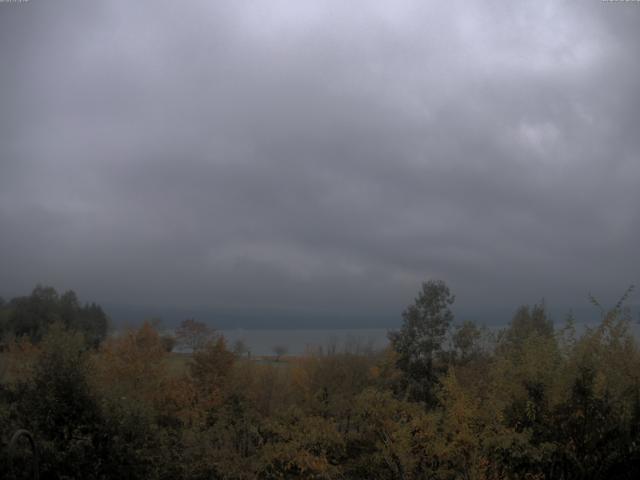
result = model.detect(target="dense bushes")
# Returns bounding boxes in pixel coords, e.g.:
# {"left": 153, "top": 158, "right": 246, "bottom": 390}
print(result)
{"left": 1, "top": 282, "right": 640, "bottom": 479}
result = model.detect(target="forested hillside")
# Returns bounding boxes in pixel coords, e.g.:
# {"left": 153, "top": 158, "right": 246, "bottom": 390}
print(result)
{"left": 1, "top": 282, "right": 639, "bottom": 479}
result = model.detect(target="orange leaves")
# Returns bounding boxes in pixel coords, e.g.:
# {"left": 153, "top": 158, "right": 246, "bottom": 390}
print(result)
{"left": 188, "top": 336, "right": 235, "bottom": 401}
{"left": 93, "top": 322, "right": 169, "bottom": 406}
{"left": 260, "top": 414, "right": 345, "bottom": 479}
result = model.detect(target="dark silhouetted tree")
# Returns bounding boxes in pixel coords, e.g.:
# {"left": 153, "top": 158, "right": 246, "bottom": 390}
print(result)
{"left": 272, "top": 345, "right": 288, "bottom": 362}
{"left": 388, "top": 279, "right": 455, "bottom": 404}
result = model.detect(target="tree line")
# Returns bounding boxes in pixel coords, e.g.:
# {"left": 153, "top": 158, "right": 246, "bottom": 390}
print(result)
{"left": 1, "top": 281, "right": 639, "bottom": 479}
{"left": 0, "top": 285, "right": 108, "bottom": 346}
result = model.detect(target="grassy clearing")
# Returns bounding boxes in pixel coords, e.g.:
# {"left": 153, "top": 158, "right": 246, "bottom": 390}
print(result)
{"left": 164, "top": 352, "right": 296, "bottom": 377}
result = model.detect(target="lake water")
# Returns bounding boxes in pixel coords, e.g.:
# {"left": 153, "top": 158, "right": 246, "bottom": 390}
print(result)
{"left": 219, "top": 321, "right": 640, "bottom": 357}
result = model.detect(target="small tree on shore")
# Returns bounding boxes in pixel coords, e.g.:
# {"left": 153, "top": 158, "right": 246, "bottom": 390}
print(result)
{"left": 233, "top": 339, "right": 250, "bottom": 358}
{"left": 272, "top": 345, "right": 288, "bottom": 362}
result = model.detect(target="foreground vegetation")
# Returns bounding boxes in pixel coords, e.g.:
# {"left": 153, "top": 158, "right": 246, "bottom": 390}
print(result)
{"left": 1, "top": 282, "right": 640, "bottom": 479}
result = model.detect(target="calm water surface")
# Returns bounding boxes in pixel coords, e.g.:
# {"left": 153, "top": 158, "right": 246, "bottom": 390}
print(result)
{"left": 172, "top": 321, "right": 640, "bottom": 357}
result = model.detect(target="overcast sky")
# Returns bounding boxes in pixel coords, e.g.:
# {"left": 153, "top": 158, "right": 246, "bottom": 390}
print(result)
{"left": 1, "top": 0, "right": 639, "bottom": 326}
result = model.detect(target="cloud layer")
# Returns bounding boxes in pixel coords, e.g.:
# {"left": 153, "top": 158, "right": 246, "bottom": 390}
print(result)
{"left": 1, "top": 0, "right": 639, "bottom": 325}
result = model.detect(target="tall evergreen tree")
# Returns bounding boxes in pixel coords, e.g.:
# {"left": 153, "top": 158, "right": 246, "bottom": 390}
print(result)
{"left": 388, "top": 279, "right": 455, "bottom": 404}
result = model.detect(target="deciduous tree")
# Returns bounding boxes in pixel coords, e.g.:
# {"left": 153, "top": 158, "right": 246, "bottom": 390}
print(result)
{"left": 175, "top": 318, "right": 215, "bottom": 352}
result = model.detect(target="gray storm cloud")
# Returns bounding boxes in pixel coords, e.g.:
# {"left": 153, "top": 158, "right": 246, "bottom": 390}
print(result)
{"left": 1, "top": 0, "right": 639, "bottom": 325}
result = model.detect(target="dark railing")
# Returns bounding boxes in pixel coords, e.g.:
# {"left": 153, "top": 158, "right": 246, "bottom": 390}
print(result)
{"left": 7, "top": 429, "right": 39, "bottom": 480}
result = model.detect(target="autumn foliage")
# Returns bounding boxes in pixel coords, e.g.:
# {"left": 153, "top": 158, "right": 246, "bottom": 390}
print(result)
{"left": 1, "top": 282, "right": 640, "bottom": 479}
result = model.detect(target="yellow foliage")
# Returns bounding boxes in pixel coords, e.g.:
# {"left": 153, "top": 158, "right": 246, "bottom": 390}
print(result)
{"left": 92, "top": 322, "right": 169, "bottom": 407}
